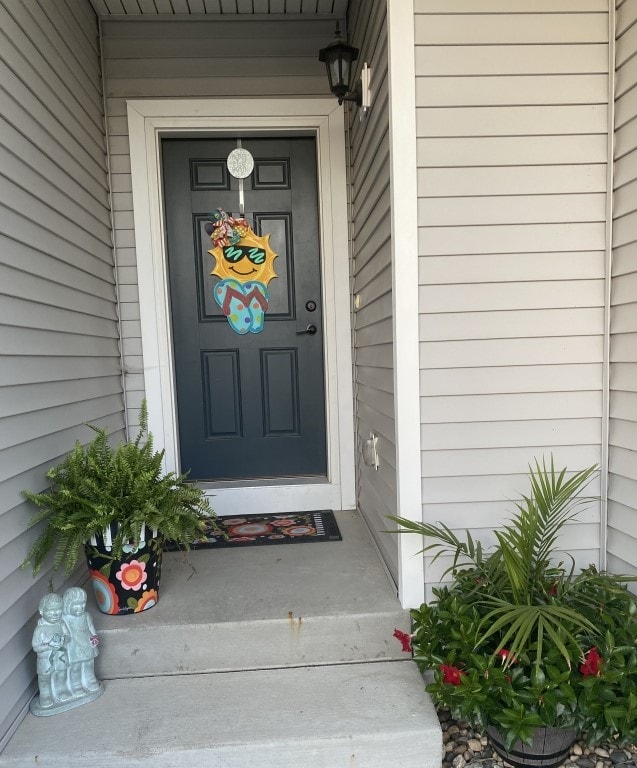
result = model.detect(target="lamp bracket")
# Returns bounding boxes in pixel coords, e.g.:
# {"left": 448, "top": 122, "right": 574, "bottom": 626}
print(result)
{"left": 360, "top": 62, "right": 371, "bottom": 116}
{"left": 341, "top": 63, "right": 371, "bottom": 116}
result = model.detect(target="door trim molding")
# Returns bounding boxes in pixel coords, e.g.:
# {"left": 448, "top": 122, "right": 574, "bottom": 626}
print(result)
{"left": 127, "top": 98, "right": 356, "bottom": 514}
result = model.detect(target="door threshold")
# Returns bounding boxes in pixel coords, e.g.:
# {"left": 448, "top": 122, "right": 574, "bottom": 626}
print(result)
{"left": 199, "top": 479, "right": 349, "bottom": 516}
{"left": 199, "top": 476, "right": 328, "bottom": 490}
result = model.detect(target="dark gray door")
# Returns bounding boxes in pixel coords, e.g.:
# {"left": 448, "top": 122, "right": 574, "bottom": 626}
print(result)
{"left": 162, "top": 137, "right": 327, "bottom": 481}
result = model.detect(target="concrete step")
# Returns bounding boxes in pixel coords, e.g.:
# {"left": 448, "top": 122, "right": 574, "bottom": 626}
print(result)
{"left": 1, "top": 662, "right": 442, "bottom": 768}
{"left": 2, "top": 512, "right": 442, "bottom": 765}
{"left": 95, "top": 609, "right": 410, "bottom": 678}
{"left": 92, "top": 511, "right": 412, "bottom": 678}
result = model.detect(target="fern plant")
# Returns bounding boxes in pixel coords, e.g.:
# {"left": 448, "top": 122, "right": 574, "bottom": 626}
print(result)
{"left": 22, "top": 401, "right": 214, "bottom": 577}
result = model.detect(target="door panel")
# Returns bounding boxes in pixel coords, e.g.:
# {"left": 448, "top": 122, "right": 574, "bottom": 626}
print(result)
{"left": 162, "top": 137, "right": 327, "bottom": 481}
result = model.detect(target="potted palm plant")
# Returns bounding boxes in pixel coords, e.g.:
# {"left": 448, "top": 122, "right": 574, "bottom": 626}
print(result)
{"left": 391, "top": 458, "right": 637, "bottom": 768}
{"left": 22, "top": 401, "right": 214, "bottom": 615}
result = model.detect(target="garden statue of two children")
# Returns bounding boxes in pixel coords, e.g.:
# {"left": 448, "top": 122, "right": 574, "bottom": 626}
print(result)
{"left": 30, "top": 587, "right": 104, "bottom": 716}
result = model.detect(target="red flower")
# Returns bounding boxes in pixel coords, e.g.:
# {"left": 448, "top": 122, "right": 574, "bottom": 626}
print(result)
{"left": 393, "top": 629, "right": 413, "bottom": 653}
{"left": 497, "top": 649, "right": 517, "bottom": 664}
{"left": 440, "top": 664, "right": 464, "bottom": 685}
{"left": 580, "top": 647, "right": 603, "bottom": 677}
{"left": 547, "top": 582, "right": 559, "bottom": 596}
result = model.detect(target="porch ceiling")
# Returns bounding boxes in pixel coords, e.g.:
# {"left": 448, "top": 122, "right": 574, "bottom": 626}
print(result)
{"left": 89, "top": 0, "right": 347, "bottom": 16}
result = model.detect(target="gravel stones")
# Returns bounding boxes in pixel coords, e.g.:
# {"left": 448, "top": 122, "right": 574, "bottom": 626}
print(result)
{"left": 437, "top": 708, "right": 637, "bottom": 768}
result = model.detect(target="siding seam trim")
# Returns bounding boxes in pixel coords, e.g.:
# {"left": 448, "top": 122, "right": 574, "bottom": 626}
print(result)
{"left": 601, "top": 0, "right": 615, "bottom": 571}
{"left": 345, "top": 91, "right": 361, "bottom": 505}
{"left": 99, "top": 14, "right": 128, "bottom": 438}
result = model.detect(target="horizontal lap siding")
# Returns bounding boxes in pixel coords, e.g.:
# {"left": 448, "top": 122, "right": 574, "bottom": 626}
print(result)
{"left": 347, "top": 0, "right": 398, "bottom": 582}
{"left": 415, "top": 0, "right": 608, "bottom": 598}
{"left": 609, "top": 0, "right": 637, "bottom": 580}
{"left": 0, "top": 0, "right": 123, "bottom": 747}
{"left": 101, "top": 16, "right": 336, "bottom": 429}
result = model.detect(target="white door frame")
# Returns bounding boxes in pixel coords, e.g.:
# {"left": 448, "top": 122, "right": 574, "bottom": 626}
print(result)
{"left": 127, "top": 98, "right": 356, "bottom": 515}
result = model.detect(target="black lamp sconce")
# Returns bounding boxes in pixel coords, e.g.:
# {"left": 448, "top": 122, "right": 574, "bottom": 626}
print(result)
{"left": 319, "top": 24, "right": 371, "bottom": 115}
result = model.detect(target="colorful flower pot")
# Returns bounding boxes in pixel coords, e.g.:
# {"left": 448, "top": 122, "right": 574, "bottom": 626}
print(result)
{"left": 487, "top": 726, "right": 577, "bottom": 768}
{"left": 85, "top": 525, "right": 163, "bottom": 616}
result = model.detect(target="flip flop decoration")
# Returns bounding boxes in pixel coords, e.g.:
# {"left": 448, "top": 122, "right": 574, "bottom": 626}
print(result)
{"left": 206, "top": 209, "right": 278, "bottom": 335}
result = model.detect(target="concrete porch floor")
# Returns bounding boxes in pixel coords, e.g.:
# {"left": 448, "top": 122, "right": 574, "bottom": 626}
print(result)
{"left": 92, "top": 509, "right": 412, "bottom": 677}
{"left": 1, "top": 510, "right": 442, "bottom": 767}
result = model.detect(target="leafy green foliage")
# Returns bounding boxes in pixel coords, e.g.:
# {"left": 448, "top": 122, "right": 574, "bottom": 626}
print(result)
{"left": 390, "top": 457, "right": 637, "bottom": 749}
{"left": 22, "top": 401, "right": 214, "bottom": 577}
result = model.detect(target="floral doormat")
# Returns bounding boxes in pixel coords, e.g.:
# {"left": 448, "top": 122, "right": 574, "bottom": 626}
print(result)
{"left": 164, "top": 510, "right": 342, "bottom": 551}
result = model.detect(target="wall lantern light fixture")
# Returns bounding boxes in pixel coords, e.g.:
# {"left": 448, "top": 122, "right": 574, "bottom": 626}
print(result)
{"left": 318, "top": 24, "right": 371, "bottom": 115}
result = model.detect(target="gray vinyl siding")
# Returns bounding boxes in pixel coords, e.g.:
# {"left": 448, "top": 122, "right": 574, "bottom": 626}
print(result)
{"left": 415, "top": 1, "right": 609, "bottom": 595}
{"left": 0, "top": 0, "right": 122, "bottom": 747}
{"left": 101, "top": 16, "right": 338, "bottom": 429}
{"left": 609, "top": 0, "right": 637, "bottom": 579}
{"left": 347, "top": 0, "right": 398, "bottom": 581}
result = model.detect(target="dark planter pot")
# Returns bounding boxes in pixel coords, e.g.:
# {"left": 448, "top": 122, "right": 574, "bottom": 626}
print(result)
{"left": 85, "top": 525, "right": 164, "bottom": 616}
{"left": 487, "top": 725, "right": 577, "bottom": 768}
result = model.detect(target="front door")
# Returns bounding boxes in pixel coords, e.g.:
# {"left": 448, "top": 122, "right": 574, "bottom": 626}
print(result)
{"left": 162, "top": 137, "right": 327, "bottom": 481}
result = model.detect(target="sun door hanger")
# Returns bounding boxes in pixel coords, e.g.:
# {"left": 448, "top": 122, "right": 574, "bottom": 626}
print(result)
{"left": 204, "top": 143, "right": 278, "bottom": 335}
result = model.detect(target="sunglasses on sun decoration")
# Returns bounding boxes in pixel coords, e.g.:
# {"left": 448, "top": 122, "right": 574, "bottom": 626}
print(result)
{"left": 222, "top": 245, "right": 267, "bottom": 265}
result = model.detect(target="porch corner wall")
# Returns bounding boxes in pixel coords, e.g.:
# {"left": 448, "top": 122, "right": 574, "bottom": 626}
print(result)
{"left": 608, "top": 0, "right": 637, "bottom": 582}
{"left": 0, "top": 0, "right": 123, "bottom": 747}
{"left": 415, "top": 0, "right": 610, "bottom": 599}
{"left": 346, "top": 0, "right": 400, "bottom": 585}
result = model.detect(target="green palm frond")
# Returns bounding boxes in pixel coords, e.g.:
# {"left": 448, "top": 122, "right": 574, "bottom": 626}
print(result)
{"left": 495, "top": 457, "right": 597, "bottom": 602}
{"left": 478, "top": 600, "right": 599, "bottom": 668}
{"left": 387, "top": 515, "right": 487, "bottom": 578}
{"left": 389, "top": 455, "right": 601, "bottom": 659}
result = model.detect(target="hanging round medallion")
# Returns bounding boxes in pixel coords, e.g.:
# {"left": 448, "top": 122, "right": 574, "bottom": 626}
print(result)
{"left": 226, "top": 147, "right": 254, "bottom": 179}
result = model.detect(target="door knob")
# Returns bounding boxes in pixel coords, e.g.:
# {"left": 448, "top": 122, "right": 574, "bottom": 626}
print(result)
{"left": 296, "top": 324, "right": 317, "bottom": 335}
